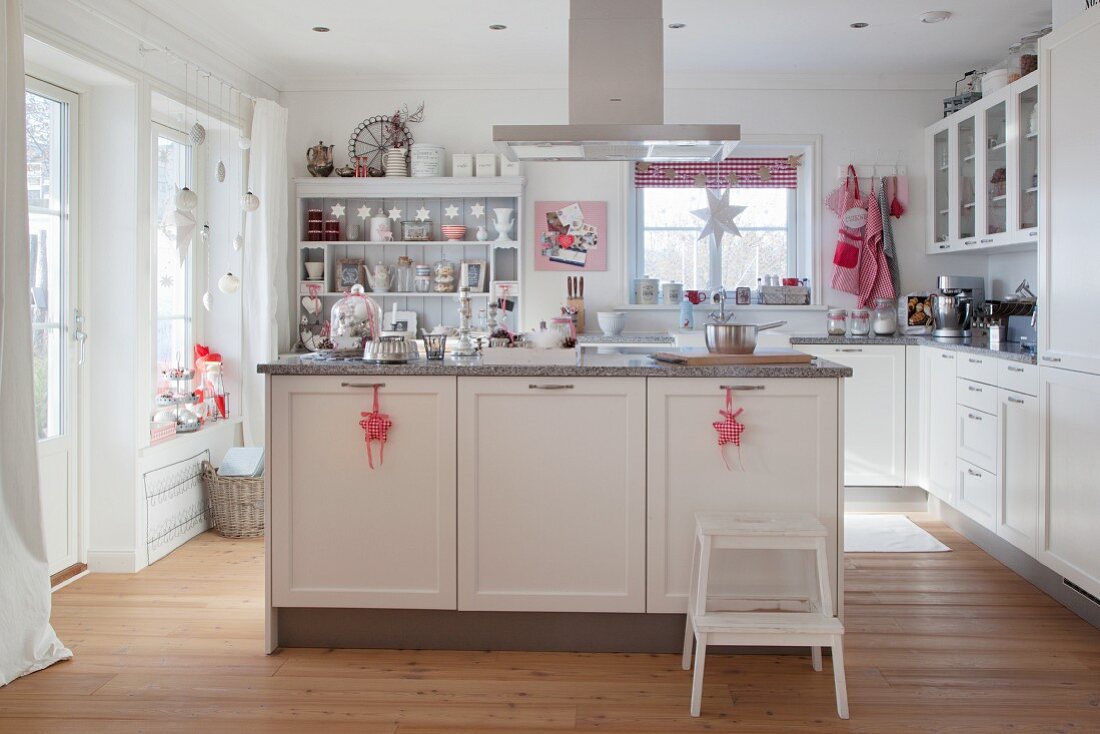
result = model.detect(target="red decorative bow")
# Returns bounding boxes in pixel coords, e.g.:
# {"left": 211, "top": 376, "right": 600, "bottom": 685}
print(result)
{"left": 358, "top": 385, "right": 392, "bottom": 469}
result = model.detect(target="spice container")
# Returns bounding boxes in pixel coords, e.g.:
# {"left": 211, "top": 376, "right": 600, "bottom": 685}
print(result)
{"left": 402, "top": 220, "right": 433, "bottom": 242}
{"left": 850, "top": 308, "right": 871, "bottom": 336}
{"left": 433, "top": 258, "right": 457, "bottom": 293}
{"left": 413, "top": 264, "right": 432, "bottom": 293}
{"left": 872, "top": 298, "right": 898, "bottom": 336}
{"left": 826, "top": 308, "right": 848, "bottom": 336}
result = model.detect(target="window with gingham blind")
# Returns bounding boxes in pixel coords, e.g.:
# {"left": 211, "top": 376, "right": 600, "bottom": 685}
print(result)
{"left": 633, "top": 157, "right": 798, "bottom": 189}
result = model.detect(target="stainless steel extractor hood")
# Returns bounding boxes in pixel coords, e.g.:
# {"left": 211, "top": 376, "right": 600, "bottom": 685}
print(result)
{"left": 493, "top": 0, "right": 739, "bottom": 163}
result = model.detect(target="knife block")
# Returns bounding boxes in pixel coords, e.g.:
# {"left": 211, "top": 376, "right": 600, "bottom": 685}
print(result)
{"left": 567, "top": 298, "right": 585, "bottom": 334}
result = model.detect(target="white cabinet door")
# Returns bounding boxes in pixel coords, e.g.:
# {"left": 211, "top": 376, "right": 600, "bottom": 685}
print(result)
{"left": 998, "top": 389, "right": 1039, "bottom": 556}
{"left": 270, "top": 376, "right": 457, "bottom": 609}
{"left": 924, "top": 348, "right": 958, "bottom": 504}
{"left": 956, "top": 404, "right": 997, "bottom": 474}
{"left": 1040, "top": 11, "right": 1100, "bottom": 374}
{"left": 799, "top": 345, "right": 906, "bottom": 486}
{"left": 1039, "top": 368, "right": 1100, "bottom": 598}
{"left": 956, "top": 460, "right": 997, "bottom": 531}
{"left": 646, "top": 378, "right": 841, "bottom": 614}
{"left": 457, "top": 377, "right": 646, "bottom": 612}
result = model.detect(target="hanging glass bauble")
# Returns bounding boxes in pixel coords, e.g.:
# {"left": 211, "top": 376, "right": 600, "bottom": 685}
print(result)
{"left": 218, "top": 272, "right": 241, "bottom": 294}
{"left": 201, "top": 223, "right": 211, "bottom": 245}
{"left": 175, "top": 186, "right": 198, "bottom": 211}
{"left": 241, "top": 191, "right": 260, "bottom": 212}
{"left": 215, "top": 160, "right": 226, "bottom": 182}
{"left": 189, "top": 121, "right": 207, "bottom": 146}
{"left": 238, "top": 136, "right": 252, "bottom": 150}
{"left": 232, "top": 233, "right": 244, "bottom": 251}
{"left": 202, "top": 291, "right": 213, "bottom": 311}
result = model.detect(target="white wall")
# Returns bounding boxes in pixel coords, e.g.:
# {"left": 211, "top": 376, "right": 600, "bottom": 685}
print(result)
{"left": 283, "top": 84, "right": 993, "bottom": 334}
{"left": 1052, "top": 0, "right": 1091, "bottom": 27}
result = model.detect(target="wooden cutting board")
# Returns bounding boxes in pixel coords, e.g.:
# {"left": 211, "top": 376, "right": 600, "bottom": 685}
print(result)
{"left": 650, "top": 348, "right": 814, "bottom": 366}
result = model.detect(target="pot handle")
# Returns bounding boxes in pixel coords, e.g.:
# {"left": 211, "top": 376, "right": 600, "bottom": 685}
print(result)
{"left": 755, "top": 320, "right": 787, "bottom": 332}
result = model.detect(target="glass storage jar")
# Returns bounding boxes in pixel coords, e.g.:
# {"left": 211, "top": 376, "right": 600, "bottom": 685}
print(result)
{"left": 413, "top": 264, "right": 432, "bottom": 293}
{"left": 1019, "top": 32, "right": 1040, "bottom": 77}
{"left": 401, "top": 220, "right": 433, "bottom": 242}
{"left": 850, "top": 308, "right": 871, "bottom": 336}
{"left": 395, "top": 256, "right": 414, "bottom": 292}
{"left": 432, "top": 258, "right": 457, "bottom": 293}
{"left": 872, "top": 298, "right": 898, "bottom": 336}
{"left": 1004, "top": 43, "right": 1022, "bottom": 83}
{"left": 329, "top": 284, "right": 381, "bottom": 350}
{"left": 826, "top": 308, "right": 848, "bottom": 336}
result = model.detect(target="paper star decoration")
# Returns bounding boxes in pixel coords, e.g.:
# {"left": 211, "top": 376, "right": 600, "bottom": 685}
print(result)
{"left": 330, "top": 202, "right": 346, "bottom": 218}
{"left": 691, "top": 189, "right": 747, "bottom": 244}
{"left": 469, "top": 203, "right": 485, "bottom": 219}
{"left": 787, "top": 154, "right": 804, "bottom": 168}
{"left": 161, "top": 207, "right": 196, "bottom": 261}
{"left": 356, "top": 205, "right": 371, "bottom": 220}
{"left": 159, "top": 273, "right": 174, "bottom": 288}
{"left": 662, "top": 168, "right": 679, "bottom": 180}
{"left": 414, "top": 206, "right": 431, "bottom": 222}
{"left": 444, "top": 204, "right": 460, "bottom": 220}
{"left": 387, "top": 207, "right": 402, "bottom": 222}
{"left": 693, "top": 173, "right": 707, "bottom": 188}
{"left": 756, "top": 165, "right": 773, "bottom": 182}
{"left": 727, "top": 172, "right": 740, "bottom": 187}
{"left": 635, "top": 162, "right": 652, "bottom": 174}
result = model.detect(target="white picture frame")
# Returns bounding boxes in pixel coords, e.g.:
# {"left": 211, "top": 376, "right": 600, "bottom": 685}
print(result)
{"left": 461, "top": 260, "right": 488, "bottom": 292}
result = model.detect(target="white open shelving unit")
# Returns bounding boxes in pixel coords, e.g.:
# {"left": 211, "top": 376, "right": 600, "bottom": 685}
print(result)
{"left": 294, "top": 176, "right": 525, "bottom": 347}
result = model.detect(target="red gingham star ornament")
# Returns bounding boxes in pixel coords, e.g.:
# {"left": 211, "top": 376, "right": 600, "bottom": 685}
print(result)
{"left": 713, "top": 387, "right": 746, "bottom": 471}
{"left": 358, "top": 385, "right": 393, "bottom": 469}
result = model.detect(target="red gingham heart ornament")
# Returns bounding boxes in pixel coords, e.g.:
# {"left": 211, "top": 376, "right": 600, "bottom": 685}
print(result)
{"left": 713, "top": 387, "right": 746, "bottom": 471}
{"left": 358, "top": 385, "right": 393, "bottom": 469}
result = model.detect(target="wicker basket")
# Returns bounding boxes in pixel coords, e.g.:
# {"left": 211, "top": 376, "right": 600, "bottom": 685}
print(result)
{"left": 201, "top": 460, "right": 264, "bottom": 538}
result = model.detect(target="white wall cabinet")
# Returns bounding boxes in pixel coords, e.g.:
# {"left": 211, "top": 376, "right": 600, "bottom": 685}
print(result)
{"left": 646, "top": 378, "right": 840, "bottom": 614}
{"left": 798, "top": 345, "right": 905, "bottom": 486}
{"left": 923, "top": 348, "right": 958, "bottom": 504}
{"left": 269, "top": 376, "right": 457, "bottom": 609}
{"left": 1039, "top": 367, "right": 1100, "bottom": 599}
{"left": 457, "top": 376, "right": 647, "bottom": 612}
{"left": 998, "top": 389, "right": 1039, "bottom": 555}
{"left": 1039, "top": 11, "right": 1100, "bottom": 374}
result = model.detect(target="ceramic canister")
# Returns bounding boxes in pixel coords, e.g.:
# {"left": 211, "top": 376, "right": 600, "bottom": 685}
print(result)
{"left": 410, "top": 144, "right": 445, "bottom": 177}
{"left": 662, "top": 282, "right": 684, "bottom": 305}
{"left": 634, "top": 277, "right": 659, "bottom": 305}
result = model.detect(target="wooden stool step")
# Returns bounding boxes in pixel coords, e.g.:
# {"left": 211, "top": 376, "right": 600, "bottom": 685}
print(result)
{"left": 693, "top": 611, "right": 844, "bottom": 636}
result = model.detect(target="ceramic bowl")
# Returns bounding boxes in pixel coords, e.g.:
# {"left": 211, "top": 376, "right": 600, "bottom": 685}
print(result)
{"left": 304, "top": 262, "right": 324, "bottom": 280}
{"left": 596, "top": 311, "right": 627, "bottom": 336}
{"left": 441, "top": 225, "right": 467, "bottom": 241}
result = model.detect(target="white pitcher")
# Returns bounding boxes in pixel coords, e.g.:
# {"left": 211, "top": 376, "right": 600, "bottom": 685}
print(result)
{"left": 491, "top": 207, "right": 514, "bottom": 242}
{"left": 366, "top": 264, "right": 393, "bottom": 292}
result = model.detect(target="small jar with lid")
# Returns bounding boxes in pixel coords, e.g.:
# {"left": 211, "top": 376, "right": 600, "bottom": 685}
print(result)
{"left": 432, "top": 258, "right": 457, "bottom": 293}
{"left": 413, "top": 264, "right": 432, "bottom": 293}
{"left": 1019, "top": 32, "right": 1040, "bottom": 77}
{"left": 826, "top": 308, "right": 848, "bottom": 336}
{"left": 872, "top": 298, "right": 898, "bottom": 336}
{"left": 1004, "top": 43, "right": 1023, "bottom": 83}
{"left": 850, "top": 308, "right": 871, "bottom": 336}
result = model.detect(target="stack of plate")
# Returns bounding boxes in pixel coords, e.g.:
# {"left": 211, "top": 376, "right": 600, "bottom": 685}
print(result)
{"left": 383, "top": 149, "right": 408, "bottom": 177}
{"left": 441, "top": 225, "right": 466, "bottom": 241}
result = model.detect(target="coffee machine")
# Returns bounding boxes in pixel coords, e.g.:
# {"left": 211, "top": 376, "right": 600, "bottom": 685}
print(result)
{"left": 931, "top": 275, "right": 985, "bottom": 338}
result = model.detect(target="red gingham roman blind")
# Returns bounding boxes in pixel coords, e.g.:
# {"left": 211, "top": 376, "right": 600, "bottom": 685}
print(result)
{"left": 633, "top": 157, "right": 798, "bottom": 189}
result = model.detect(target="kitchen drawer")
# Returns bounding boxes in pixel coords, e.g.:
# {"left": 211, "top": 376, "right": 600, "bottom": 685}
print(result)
{"left": 957, "top": 378, "right": 997, "bottom": 414}
{"left": 998, "top": 360, "right": 1037, "bottom": 396}
{"left": 956, "top": 352, "right": 998, "bottom": 385}
{"left": 957, "top": 459, "right": 997, "bottom": 531}
{"left": 957, "top": 404, "right": 997, "bottom": 473}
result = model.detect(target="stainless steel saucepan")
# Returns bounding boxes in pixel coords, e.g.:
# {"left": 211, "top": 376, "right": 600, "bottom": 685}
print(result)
{"left": 704, "top": 321, "right": 786, "bottom": 355}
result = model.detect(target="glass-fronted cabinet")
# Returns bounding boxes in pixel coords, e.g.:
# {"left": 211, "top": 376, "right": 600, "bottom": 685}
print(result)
{"left": 957, "top": 114, "right": 977, "bottom": 244}
{"left": 1014, "top": 81, "right": 1040, "bottom": 238}
{"left": 932, "top": 128, "right": 951, "bottom": 249}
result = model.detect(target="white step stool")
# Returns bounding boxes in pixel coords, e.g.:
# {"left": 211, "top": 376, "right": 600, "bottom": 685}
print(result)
{"left": 682, "top": 511, "right": 849, "bottom": 719}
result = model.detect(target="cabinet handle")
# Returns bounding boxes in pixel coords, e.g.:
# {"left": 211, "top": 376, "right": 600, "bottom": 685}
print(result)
{"left": 836, "top": 348, "right": 864, "bottom": 353}
{"left": 719, "top": 385, "right": 766, "bottom": 391}
{"left": 942, "top": 353, "right": 955, "bottom": 360}
{"left": 938, "top": 244, "right": 949, "bottom": 250}
{"left": 968, "top": 358, "right": 983, "bottom": 364}
{"left": 968, "top": 385, "right": 982, "bottom": 392}
{"left": 967, "top": 468, "right": 983, "bottom": 478}
{"left": 967, "top": 412, "right": 983, "bottom": 421}
{"left": 529, "top": 384, "right": 574, "bottom": 390}
{"left": 1042, "top": 356, "right": 1062, "bottom": 363}
{"left": 964, "top": 240, "right": 977, "bottom": 245}
{"left": 1028, "top": 230, "right": 1038, "bottom": 237}
{"left": 980, "top": 238, "right": 994, "bottom": 244}
{"left": 1007, "top": 366, "right": 1024, "bottom": 372}
{"left": 1008, "top": 396, "right": 1025, "bottom": 404}
{"left": 341, "top": 382, "right": 386, "bottom": 388}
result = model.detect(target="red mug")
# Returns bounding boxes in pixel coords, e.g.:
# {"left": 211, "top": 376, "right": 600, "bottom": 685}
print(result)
{"left": 782, "top": 277, "right": 801, "bottom": 286}
{"left": 685, "top": 289, "right": 707, "bottom": 305}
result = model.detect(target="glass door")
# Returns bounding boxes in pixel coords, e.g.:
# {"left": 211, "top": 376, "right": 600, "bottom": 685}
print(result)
{"left": 26, "top": 77, "right": 82, "bottom": 577}
{"left": 957, "top": 115, "right": 977, "bottom": 245}
{"left": 932, "top": 128, "right": 951, "bottom": 250}
{"left": 982, "top": 99, "right": 1008, "bottom": 244}
{"left": 1015, "top": 83, "right": 1040, "bottom": 238}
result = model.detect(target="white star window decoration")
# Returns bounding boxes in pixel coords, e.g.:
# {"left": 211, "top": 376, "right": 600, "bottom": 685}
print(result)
{"left": 387, "top": 207, "right": 402, "bottom": 222}
{"left": 414, "top": 206, "right": 431, "bottom": 222}
{"left": 330, "top": 202, "right": 346, "bottom": 218}
{"left": 691, "top": 189, "right": 747, "bottom": 245}
{"left": 469, "top": 203, "right": 485, "bottom": 219}
{"left": 444, "top": 204, "right": 460, "bottom": 220}
{"left": 159, "top": 273, "right": 174, "bottom": 288}
{"left": 356, "top": 205, "right": 371, "bottom": 220}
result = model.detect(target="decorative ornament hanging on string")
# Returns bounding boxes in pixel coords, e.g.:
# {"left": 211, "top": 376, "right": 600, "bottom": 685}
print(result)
{"left": 162, "top": 207, "right": 196, "bottom": 261}
{"left": 756, "top": 165, "right": 773, "bottom": 182}
{"left": 661, "top": 168, "right": 678, "bottom": 180}
{"left": 787, "top": 154, "right": 804, "bottom": 168}
{"left": 387, "top": 206, "right": 402, "bottom": 222}
{"left": 468, "top": 202, "right": 485, "bottom": 219}
{"left": 358, "top": 384, "right": 393, "bottom": 469}
{"left": 215, "top": 161, "right": 226, "bottom": 183}
{"left": 357, "top": 205, "right": 372, "bottom": 220}
{"left": 241, "top": 191, "right": 260, "bottom": 212}
{"left": 175, "top": 186, "right": 198, "bottom": 211}
{"left": 693, "top": 173, "right": 707, "bottom": 187}
{"left": 159, "top": 273, "right": 174, "bottom": 288}
{"left": 443, "top": 204, "right": 459, "bottom": 220}
{"left": 201, "top": 223, "right": 211, "bottom": 246}
{"left": 202, "top": 291, "right": 213, "bottom": 311}
{"left": 330, "top": 202, "right": 346, "bottom": 218}
{"left": 233, "top": 233, "right": 243, "bottom": 251}
{"left": 726, "top": 172, "right": 740, "bottom": 187}
{"left": 713, "top": 387, "right": 746, "bottom": 471}
{"left": 188, "top": 76, "right": 207, "bottom": 145}
{"left": 691, "top": 188, "right": 747, "bottom": 244}
{"left": 414, "top": 206, "right": 431, "bottom": 222}
{"left": 635, "top": 162, "right": 652, "bottom": 174}
{"left": 218, "top": 272, "right": 240, "bottom": 294}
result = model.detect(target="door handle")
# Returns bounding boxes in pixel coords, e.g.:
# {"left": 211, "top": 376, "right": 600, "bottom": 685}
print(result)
{"left": 968, "top": 385, "right": 982, "bottom": 392}
{"left": 1007, "top": 396, "right": 1025, "bottom": 404}
{"left": 342, "top": 382, "right": 386, "bottom": 388}
{"left": 967, "top": 468, "right": 983, "bottom": 478}
{"left": 73, "top": 308, "right": 87, "bottom": 366}
{"left": 1007, "top": 366, "right": 1024, "bottom": 372}
{"left": 941, "top": 353, "right": 954, "bottom": 359}
{"left": 1041, "top": 356, "right": 1061, "bottom": 363}
{"left": 719, "top": 385, "right": 766, "bottom": 391}
{"left": 967, "top": 412, "right": 983, "bottom": 421}
{"left": 836, "top": 348, "right": 864, "bottom": 353}
{"left": 529, "top": 384, "right": 573, "bottom": 390}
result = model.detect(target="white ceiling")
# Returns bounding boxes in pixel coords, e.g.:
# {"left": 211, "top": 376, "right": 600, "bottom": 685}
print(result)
{"left": 129, "top": 0, "right": 1051, "bottom": 90}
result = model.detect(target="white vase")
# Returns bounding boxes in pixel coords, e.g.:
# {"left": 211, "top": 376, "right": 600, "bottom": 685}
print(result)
{"left": 475, "top": 225, "right": 489, "bottom": 242}
{"left": 492, "top": 208, "right": 514, "bottom": 242}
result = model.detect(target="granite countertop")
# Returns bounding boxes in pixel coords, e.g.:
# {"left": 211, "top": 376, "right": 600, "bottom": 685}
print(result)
{"left": 788, "top": 333, "right": 1038, "bottom": 365}
{"left": 259, "top": 349, "right": 852, "bottom": 378}
{"left": 576, "top": 332, "right": 676, "bottom": 345}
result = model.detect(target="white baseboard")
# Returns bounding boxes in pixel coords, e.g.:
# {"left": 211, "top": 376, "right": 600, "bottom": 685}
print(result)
{"left": 844, "top": 485, "right": 929, "bottom": 513}
{"left": 86, "top": 548, "right": 145, "bottom": 573}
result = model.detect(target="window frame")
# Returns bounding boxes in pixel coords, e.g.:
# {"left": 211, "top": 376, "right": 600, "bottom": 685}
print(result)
{"left": 150, "top": 121, "right": 201, "bottom": 392}
{"left": 627, "top": 137, "right": 821, "bottom": 305}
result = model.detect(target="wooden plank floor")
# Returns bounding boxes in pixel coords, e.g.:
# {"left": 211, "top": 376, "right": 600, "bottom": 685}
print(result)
{"left": 2, "top": 515, "right": 1099, "bottom": 732}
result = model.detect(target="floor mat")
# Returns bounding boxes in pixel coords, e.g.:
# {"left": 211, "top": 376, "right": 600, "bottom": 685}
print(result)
{"left": 845, "top": 513, "right": 950, "bottom": 552}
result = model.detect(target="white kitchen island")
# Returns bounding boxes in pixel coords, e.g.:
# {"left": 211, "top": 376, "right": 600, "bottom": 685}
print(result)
{"left": 258, "top": 350, "right": 850, "bottom": 653}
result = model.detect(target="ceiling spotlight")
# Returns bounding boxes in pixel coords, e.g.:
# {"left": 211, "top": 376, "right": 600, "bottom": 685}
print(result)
{"left": 849, "top": 21, "right": 870, "bottom": 29}
{"left": 489, "top": 24, "right": 507, "bottom": 30}
{"left": 311, "top": 26, "right": 330, "bottom": 33}
{"left": 920, "top": 10, "right": 952, "bottom": 24}
{"left": 668, "top": 23, "right": 686, "bottom": 29}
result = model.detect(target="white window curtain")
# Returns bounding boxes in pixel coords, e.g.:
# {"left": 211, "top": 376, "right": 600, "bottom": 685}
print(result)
{"left": 241, "top": 98, "right": 288, "bottom": 446}
{"left": 0, "top": 0, "right": 71, "bottom": 686}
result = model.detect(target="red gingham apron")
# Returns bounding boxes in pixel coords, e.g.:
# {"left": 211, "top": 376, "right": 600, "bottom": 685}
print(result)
{"left": 828, "top": 165, "right": 867, "bottom": 296}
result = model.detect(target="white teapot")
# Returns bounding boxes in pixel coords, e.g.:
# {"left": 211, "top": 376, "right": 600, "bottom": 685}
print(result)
{"left": 366, "top": 263, "right": 394, "bottom": 292}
